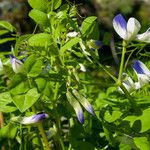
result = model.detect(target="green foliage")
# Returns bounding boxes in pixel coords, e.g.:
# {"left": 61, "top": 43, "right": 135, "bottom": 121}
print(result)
{"left": 28, "top": 33, "right": 52, "bottom": 47}
{"left": 28, "top": 0, "right": 48, "bottom": 12}
{"left": 0, "top": 0, "right": 150, "bottom": 149}
{"left": 12, "top": 88, "right": 40, "bottom": 112}
{"left": 29, "top": 9, "right": 49, "bottom": 26}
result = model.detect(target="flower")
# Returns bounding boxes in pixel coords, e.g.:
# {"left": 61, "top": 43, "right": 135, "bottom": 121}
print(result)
{"left": 113, "top": 14, "right": 150, "bottom": 42}
{"left": 79, "top": 63, "right": 86, "bottom": 72}
{"left": 75, "top": 107, "right": 84, "bottom": 124}
{"left": 0, "top": 59, "right": 3, "bottom": 75}
{"left": 66, "top": 91, "right": 84, "bottom": 124}
{"left": 72, "top": 89, "right": 95, "bottom": 116}
{"left": 133, "top": 60, "right": 150, "bottom": 87}
{"left": 10, "top": 55, "right": 23, "bottom": 73}
{"left": 11, "top": 112, "right": 49, "bottom": 125}
{"left": 67, "top": 31, "right": 78, "bottom": 37}
{"left": 117, "top": 73, "right": 135, "bottom": 94}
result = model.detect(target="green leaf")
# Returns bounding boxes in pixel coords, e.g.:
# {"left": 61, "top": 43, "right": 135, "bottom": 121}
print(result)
{"left": 0, "top": 21, "right": 16, "bottom": 32}
{"left": 28, "top": 59, "right": 43, "bottom": 77}
{"left": 139, "top": 108, "right": 150, "bottom": 132}
{"left": 29, "top": 9, "right": 49, "bottom": 26}
{"left": 119, "top": 143, "right": 131, "bottom": 150}
{"left": 12, "top": 88, "right": 40, "bottom": 112}
{"left": 134, "top": 137, "right": 150, "bottom": 150}
{"left": 0, "top": 30, "right": 9, "bottom": 36}
{"left": 35, "top": 78, "right": 47, "bottom": 92}
{"left": 0, "top": 123, "right": 17, "bottom": 139}
{"left": 10, "top": 81, "right": 29, "bottom": 95}
{"left": 60, "top": 37, "right": 80, "bottom": 53}
{"left": 0, "top": 37, "right": 15, "bottom": 44}
{"left": 124, "top": 108, "right": 150, "bottom": 132}
{"left": 104, "top": 110, "right": 122, "bottom": 123}
{"left": 24, "top": 55, "right": 37, "bottom": 72}
{"left": 81, "top": 16, "right": 97, "bottom": 36}
{"left": 51, "top": 0, "right": 62, "bottom": 10}
{"left": 28, "top": 33, "right": 52, "bottom": 47}
{"left": 0, "top": 92, "right": 17, "bottom": 113}
{"left": 28, "top": 0, "right": 48, "bottom": 12}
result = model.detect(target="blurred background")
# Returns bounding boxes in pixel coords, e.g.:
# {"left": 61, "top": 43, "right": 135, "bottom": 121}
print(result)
{"left": 0, "top": 0, "right": 150, "bottom": 61}
{"left": 0, "top": 0, "right": 150, "bottom": 33}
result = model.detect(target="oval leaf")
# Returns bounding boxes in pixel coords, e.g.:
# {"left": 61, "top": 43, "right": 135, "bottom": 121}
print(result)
{"left": 28, "top": 0, "right": 48, "bottom": 12}
{"left": 29, "top": 9, "right": 49, "bottom": 26}
{"left": 28, "top": 33, "right": 52, "bottom": 47}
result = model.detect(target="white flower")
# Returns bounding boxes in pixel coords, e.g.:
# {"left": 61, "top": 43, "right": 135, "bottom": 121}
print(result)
{"left": 133, "top": 60, "right": 150, "bottom": 87}
{"left": 67, "top": 31, "right": 78, "bottom": 37}
{"left": 79, "top": 63, "right": 86, "bottom": 72}
{"left": 118, "top": 73, "right": 135, "bottom": 94}
{"left": 113, "top": 14, "right": 150, "bottom": 42}
{"left": 10, "top": 55, "right": 23, "bottom": 73}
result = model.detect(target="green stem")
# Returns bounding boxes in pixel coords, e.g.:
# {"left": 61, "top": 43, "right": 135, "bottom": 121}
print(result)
{"left": 53, "top": 83, "right": 65, "bottom": 150}
{"left": 37, "top": 123, "right": 51, "bottom": 150}
{"left": 116, "top": 40, "right": 137, "bottom": 106}
{"left": 117, "top": 40, "right": 127, "bottom": 84}
{"left": 31, "top": 106, "right": 51, "bottom": 150}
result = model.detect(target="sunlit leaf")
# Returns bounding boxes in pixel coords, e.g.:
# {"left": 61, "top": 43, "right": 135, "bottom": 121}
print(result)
{"left": 134, "top": 137, "right": 150, "bottom": 150}
{"left": 12, "top": 88, "right": 40, "bottom": 112}
{"left": 0, "top": 21, "right": 16, "bottom": 32}
{"left": 28, "top": 33, "right": 52, "bottom": 47}
{"left": 28, "top": 0, "right": 48, "bottom": 12}
{"left": 29, "top": 9, "right": 49, "bottom": 26}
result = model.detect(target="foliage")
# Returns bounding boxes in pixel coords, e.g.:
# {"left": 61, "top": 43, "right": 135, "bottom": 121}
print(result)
{"left": 0, "top": 0, "right": 150, "bottom": 150}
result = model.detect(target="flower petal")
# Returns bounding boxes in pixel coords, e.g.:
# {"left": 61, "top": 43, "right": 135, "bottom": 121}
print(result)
{"left": 133, "top": 60, "right": 150, "bottom": 76}
{"left": 127, "top": 18, "right": 141, "bottom": 40}
{"left": 0, "top": 59, "right": 3, "bottom": 75}
{"left": 133, "top": 60, "right": 150, "bottom": 86}
{"left": 75, "top": 107, "right": 84, "bottom": 124}
{"left": 21, "top": 112, "right": 49, "bottom": 125}
{"left": 79, "top": 63, "right": 86, "bottom": 72}
{"left": 113, "top": 14, "right": 127, "bottom": 39}
{"left": 10, "top": 55, "right": 23, "bottom": 73}
{"left": 137, "top": 28, "right": 150, "bottom": 43}
{"left": 117, "top": 73, "right": 135, "bottom": 94}
{"left": 67, "top": 31, "right": 78, "bottom": 37}
{"left": 11, "top": 112, "right": 49, "bottom": 125}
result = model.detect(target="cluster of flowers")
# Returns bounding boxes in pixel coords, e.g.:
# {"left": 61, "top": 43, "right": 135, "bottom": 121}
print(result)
{"left": 113, "top": 14, "right": 150, "bottom": 93}
{"left": 118, "top": 60, "right": 150, "bottom": 93}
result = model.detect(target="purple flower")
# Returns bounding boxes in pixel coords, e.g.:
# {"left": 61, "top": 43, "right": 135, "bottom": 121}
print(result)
{"left": 113, "top": 14, "right": 150, "bottom": 42}
{"left": 11, "top": 112, "right": 49, "bottom": 125}
{"left": 10, "top": 55, "right": 23, "bottom": 73}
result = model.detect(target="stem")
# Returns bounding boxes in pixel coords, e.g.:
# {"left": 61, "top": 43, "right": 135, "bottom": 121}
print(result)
{"left": 37, "top": 123, "right": 51, "bottom": 150}
{"left": 0, "top": 112, "right": 5, "bottom": 150}
{"left": 31, "top": 106, "right": 51, "bottom": 150}
{"left": 53, "top": 83, "right": 65, "bottom": 150}
{"left": 117, "top": 40, "right": 127, "bottom": 84}
{"left": 0, "top": 112, "right": 4, "bottom": 128}
{"left": 116, "top": 41, "right": 137, "bottom": 106}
